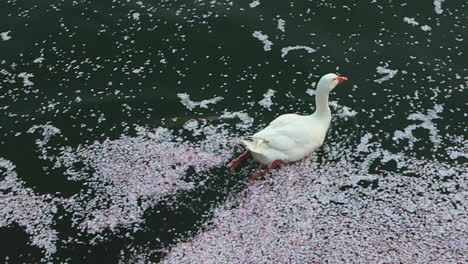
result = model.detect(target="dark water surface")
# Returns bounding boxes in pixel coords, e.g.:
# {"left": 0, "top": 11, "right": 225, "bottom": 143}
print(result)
{"left": 1, "top": 0, "right": 467, "bottom": 263}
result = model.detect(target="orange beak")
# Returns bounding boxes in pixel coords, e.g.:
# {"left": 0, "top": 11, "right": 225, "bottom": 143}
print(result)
{"left": 337, "top": 76, "right": 348, "bottom": 84}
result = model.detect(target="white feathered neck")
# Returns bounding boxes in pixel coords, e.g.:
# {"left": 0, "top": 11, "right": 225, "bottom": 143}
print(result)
{"left": 310, "top": 79, "right": 332, "bottom": 119}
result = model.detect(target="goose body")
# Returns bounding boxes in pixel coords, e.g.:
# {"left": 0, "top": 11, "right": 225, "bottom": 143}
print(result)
{"left": 227, "top": 73, "right": 348, "bottom": 181}
{"left": 242, "top": 112, "right": 330, "bottom": 165}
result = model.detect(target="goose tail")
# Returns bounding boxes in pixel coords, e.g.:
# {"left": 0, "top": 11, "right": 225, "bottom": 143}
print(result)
{"left": 241, "top": 136, "right": 269, "bottom": 153}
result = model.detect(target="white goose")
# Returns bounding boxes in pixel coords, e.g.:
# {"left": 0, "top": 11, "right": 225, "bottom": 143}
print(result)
{"left": 227, "top": 73, "right": 348, "bottom": 181}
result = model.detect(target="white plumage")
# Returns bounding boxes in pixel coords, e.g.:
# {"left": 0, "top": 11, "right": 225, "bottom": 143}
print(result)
{"left": 243, "top": 73, "right": 347, "bottom": 165}
{"left": 242, "top": 113, "right": 329, "bottom": 165}
{"left": 227, "top": 73, "right": 348, "bottom": 181}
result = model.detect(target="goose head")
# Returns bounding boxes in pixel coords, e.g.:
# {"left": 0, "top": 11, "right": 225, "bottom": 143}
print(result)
{"left": 317, "top": 73, "right": 348, "bottom": 92}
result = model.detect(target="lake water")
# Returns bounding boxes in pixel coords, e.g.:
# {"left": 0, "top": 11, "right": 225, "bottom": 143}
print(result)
{"left": 0, "top": 0, "right": 467, "bottom": 263}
